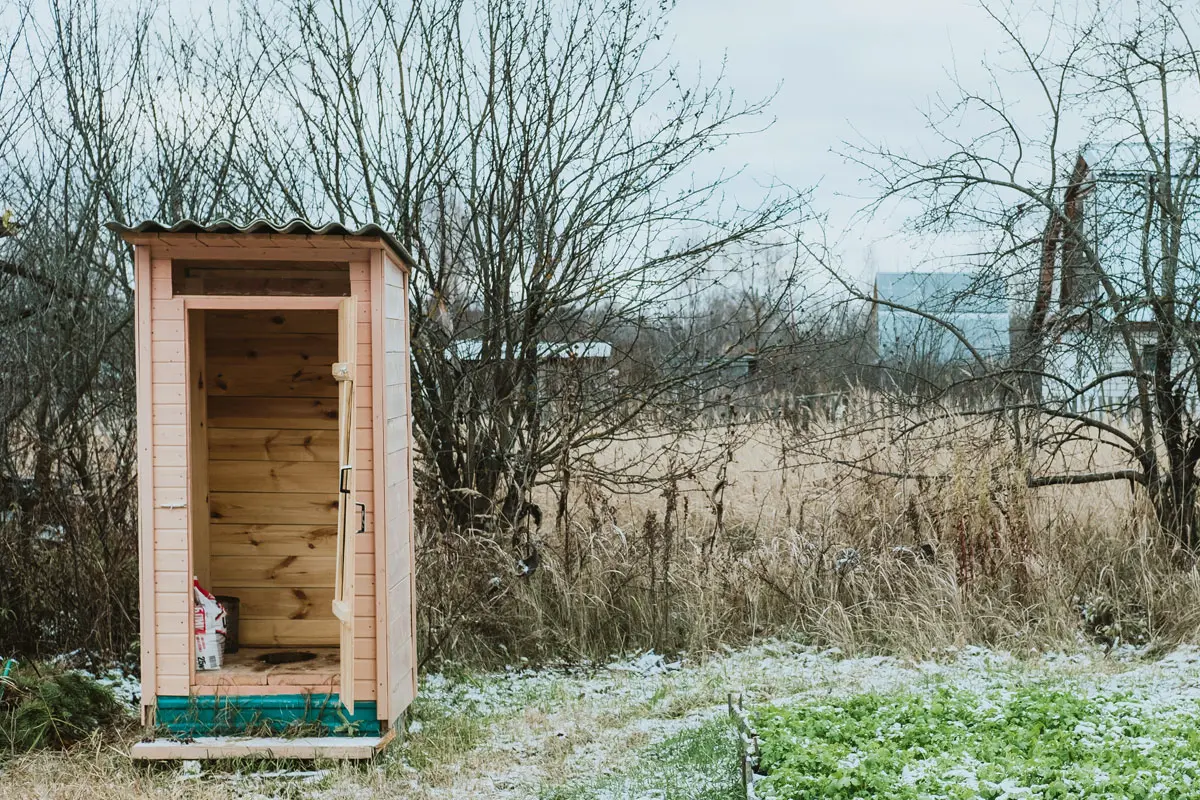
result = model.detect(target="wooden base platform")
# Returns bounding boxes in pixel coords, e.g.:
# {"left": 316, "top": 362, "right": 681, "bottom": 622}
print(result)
{"left": 131, "top": 732, "right": 391, "bottom": 760}
{"left": 194, "top": 647, "right": 339, "bottom": 694}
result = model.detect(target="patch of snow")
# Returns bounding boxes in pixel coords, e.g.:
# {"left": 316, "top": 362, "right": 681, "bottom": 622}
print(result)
{"left": 607, "top": 651, "right": 682, "bottom": 676}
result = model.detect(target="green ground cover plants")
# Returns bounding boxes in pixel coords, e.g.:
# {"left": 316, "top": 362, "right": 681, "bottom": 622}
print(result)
{"left": 754, "top": 681, "right": 1200, "bottom": 799}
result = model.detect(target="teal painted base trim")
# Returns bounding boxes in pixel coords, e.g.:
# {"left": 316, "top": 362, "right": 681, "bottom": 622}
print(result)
{"left": 156, "top": 695, "right": 380, "bottom": 737}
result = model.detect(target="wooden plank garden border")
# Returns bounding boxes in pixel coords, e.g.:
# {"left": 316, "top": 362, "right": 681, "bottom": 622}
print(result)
{"left": 728, "top": 693, "right": 761, "bottom": 800}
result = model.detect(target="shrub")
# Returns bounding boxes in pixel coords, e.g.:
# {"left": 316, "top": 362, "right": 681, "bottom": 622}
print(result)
{"left": 0, "top": 667, "right": 124, "bottom": 752}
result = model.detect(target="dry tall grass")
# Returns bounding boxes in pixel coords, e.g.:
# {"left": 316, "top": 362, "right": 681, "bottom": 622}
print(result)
{"left": 416, "top": 409, "right": 1200, "bottom": 666}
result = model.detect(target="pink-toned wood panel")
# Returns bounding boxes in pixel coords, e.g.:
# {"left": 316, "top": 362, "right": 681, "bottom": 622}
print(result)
{"left": 154, "top": 549, "right": 188, "bottom": 572}
{"left": 157, "top": 612, "right": 190, "bottom": 637}
{"left": 153, "top": 383, "right": 186, "bottom": 405}
{"left": 155, "top": 632, "right": 189, "bottom": 658}
{"left": 382, "top": 252, "right": 415, "bottom": 722}
{"left": 155, "top": 528, "right": 188, "bottom": 550}
{"left": 153, "top": 465, "right": 186, "bottom": 488}
{"left": 152, "top": 339, "right": 184, "bottom": 363}
{"left": 152, "top": 424, "right": 187, "bottom": 447}
{"left": 352, "top": 637, "right": 375, "bottom": 661}
{"left": 158, "top": 674, "right": 189, "bottom": 697}
{"left": 155, "top": 625, "right": 190, "bottom": 696}
{"left": 352, "top": 287, "right": 376, "bottom": 653}
{"left": 154, "top": 444, "right": 186, "bottom": 467}
{"left": 153, "top": 507, "right": 187, "bottom": 529}
{"left": 354, "top": 658, "right": 376, "bottom": 682}
{"left": 155, "top": 570, "right": 189, "bottom": 593}
{"left": 155, "top": 591, "right": 189, "bottom": 614}
{"left": 152, "top": 486, "right": 187, "bottom": 507}
{"left": 151, "top": 299, "right": 185, "bottom": 321}
{"left": 152, "top": 361, "right": 186, "bottom": 384}
{"left": 153, "top": 403, "right": 186, "bottom": 426}
{"left": 157, "top": 652, "right": 189, "bottom": 679}
{"left": 155, "top": 318, "right": 185, "bottom": 341}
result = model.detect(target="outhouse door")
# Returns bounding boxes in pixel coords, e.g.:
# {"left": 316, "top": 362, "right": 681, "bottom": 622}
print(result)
{"left": 332, "top": 296, "right": 358, "bottom": 714}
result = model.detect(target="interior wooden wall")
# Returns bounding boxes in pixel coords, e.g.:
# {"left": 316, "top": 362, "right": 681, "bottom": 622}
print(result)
{"left": 204, "top": 309, "right": 341, "bottom": 647}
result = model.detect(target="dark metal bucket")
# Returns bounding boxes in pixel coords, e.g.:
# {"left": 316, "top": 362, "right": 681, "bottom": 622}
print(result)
{"left": 215, "top": 595, "right": 240, "bottom": 654}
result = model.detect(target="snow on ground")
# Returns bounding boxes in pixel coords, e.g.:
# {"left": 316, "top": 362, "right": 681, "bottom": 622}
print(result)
{"left": 67, "top": 642, "right": 1200, "bottom": 799}
{"left": 88, "top": 666, "right": 141, "bottom": 709}
{"left": 382, "top": 642, "right": 1200, "bottom": 799}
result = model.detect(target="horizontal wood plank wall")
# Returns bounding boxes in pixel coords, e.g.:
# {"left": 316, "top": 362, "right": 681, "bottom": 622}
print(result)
{"left": 350, "top": 262, "right": 377, "bottom": 702}
{"left": 205, "top": 309, "right": 341, "bottom": 649}
{"left": 150, "top": 257, "right": 191, "bottom": 699}
{"left": 382, "top": 253, "right": 416, "bottom": 720}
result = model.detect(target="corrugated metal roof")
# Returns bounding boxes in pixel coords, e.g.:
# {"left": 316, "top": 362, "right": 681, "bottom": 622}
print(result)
{"left": 106, "top": 218, "right": 415, "bottom": 267}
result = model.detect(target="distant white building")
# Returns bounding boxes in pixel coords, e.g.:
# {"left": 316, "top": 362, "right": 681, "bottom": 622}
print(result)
{"left": 1037, "top": 145, "right": 1200, "bottom": 414}
{"left": 874, "top": 271, "right": 1010, "bottom": 365}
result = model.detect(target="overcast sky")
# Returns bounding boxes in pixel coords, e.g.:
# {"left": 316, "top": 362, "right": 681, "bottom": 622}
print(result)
{"left": 666, "top": 0, "right": 1022, "bottom": 285}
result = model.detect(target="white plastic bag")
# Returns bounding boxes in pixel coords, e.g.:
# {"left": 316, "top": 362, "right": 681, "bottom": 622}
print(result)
{"left": 193, "top": 578, "right": 226, "bottom": 671}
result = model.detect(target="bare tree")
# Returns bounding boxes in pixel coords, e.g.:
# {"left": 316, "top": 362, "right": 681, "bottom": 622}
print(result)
{"left": 0, "top": 0, "right": 814, "bottom": 654}
{"left": 828, "top": 0, "right": 1200, "bottom": 546}
{"left": 0, "top": 0, "right": 264, "bottom": 656}
{"left": 232, "top": 0, "right": 812, "bottom": 538}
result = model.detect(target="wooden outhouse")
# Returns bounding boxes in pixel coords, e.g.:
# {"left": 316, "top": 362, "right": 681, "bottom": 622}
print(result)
{"left": 109, "top": 220, "right": 417, "bottom": 758}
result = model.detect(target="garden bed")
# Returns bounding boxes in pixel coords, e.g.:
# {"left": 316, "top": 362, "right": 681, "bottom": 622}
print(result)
{"left": 750, "top": 676, "right": 1200, "bottom": 799}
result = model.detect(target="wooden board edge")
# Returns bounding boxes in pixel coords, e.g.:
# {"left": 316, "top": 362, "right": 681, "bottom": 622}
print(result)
{"left": 404, "top": 274, "right": 418, "bottom": 700}
{"left": 370, "top": 249, "right": 389, "bottom": 721}
{"left": 130, "top": 736, "right": 383, "bottom": 761}
{"left": 374, "top": 724, "right": 398, "bottom": 753}
{"left": 135, "top": 244, "right": 157, "bottom": 719}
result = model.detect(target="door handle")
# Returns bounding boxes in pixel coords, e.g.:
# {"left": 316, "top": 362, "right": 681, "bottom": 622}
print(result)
{"left": 339, "top": 465, "right": 351, "bottom": 494}
{"left": 356, "top": 503, "right": 366, "bottom": 534}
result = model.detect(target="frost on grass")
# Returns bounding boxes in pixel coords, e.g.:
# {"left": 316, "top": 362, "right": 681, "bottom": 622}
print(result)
{"left": 751, "top": 647, "right": 1200, "bottom": 799}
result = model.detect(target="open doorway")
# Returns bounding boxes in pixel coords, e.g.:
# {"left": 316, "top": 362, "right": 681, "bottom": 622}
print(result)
{"left": 187, "top": 307, "right": 344, "bottom": 693}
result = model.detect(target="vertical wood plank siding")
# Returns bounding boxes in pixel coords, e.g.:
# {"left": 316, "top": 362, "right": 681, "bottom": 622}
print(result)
{"left": 135, "top": 246, "right": 157, "bottom": 718}
{"left": 150, "top": 257, "right": 190, "bottom": 698}
{"left": 383, "top": 253, "right": 416, "bottom": 720}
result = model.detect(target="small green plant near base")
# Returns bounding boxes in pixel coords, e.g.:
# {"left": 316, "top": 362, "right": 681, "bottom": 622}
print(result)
{"left": 396, "top": 691, "right": 490, "bottom": 773}
{"left": 753, "top": 682, "right": 1200, "bottom": 799}
{"left": 0, "top": 665, "right": 123, "bottom": 752}
{"left": 541, "top": 717, "right": 742, "bottom": 800}
{"left": 330, "top": 710, "right": 362, "bottom": 737}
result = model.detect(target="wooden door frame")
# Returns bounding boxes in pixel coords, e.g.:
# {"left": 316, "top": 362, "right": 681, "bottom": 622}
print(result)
{"left": 181, "top": 294, "right": 351, "bottom": 694}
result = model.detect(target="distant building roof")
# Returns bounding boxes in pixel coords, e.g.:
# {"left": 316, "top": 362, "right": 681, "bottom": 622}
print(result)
{"left": 875, "top": 271, "right": 1010, "bottom": 363}
{"left": 450, "top": 340, "right": 612, "bottom": 361}
{"left": 875, "top": 271, "right": 1007, "bottom": 315}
